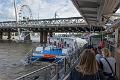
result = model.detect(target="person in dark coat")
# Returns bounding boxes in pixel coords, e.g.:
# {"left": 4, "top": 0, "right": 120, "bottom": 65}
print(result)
{"left": 70, "top": 49, "right": 106, "bottom": 80}
{"left": 85, "top": 45, "right": 94, "bottom": 49}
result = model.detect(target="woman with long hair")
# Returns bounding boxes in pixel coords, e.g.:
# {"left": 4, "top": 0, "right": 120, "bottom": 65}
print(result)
{"left": 100, "top": 48, "right": 116, "bottom": 79}
{"left": 70, "top": 49, "right": 105, "bottom": 80}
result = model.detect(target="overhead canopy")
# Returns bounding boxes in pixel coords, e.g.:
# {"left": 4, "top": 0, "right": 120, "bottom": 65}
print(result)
{"left": 71, "top": 0, "right": 120, "bottom": 26}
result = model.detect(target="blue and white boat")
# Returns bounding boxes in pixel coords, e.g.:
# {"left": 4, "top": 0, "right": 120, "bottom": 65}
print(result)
{"left": 31, "top": 46, "right": 69, "bottom": 62}
{"left": 25, "top": 36, "right": 87, "bottom": 63}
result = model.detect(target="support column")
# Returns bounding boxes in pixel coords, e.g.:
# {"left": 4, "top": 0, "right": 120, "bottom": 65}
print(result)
{"left": 0, "top": 32, "right": 3, "bottom": 40}
{"left": 115, "top": 28, "right": 120, "bottom": 47}
{"left": 43, "top": 32, "right": 48, "bottom": 43}
{"left": 40, "top": 32, "right": 43, "bottom": 43}
{"left": 114, "top": 27, "right": 120, "bottom": 79}
{"left": 24, "top": 32, "right": 31, "bottom": 42}
{"left": 49, "top": 32, "right": 53, "bottom": 37}
{"left": 7, "top": 32, "right": 11, "bottom": 40}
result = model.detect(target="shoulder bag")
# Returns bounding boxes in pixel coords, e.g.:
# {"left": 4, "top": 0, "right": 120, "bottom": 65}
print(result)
{"left": 104, "top": 58, "right": 118, "bottom": 80}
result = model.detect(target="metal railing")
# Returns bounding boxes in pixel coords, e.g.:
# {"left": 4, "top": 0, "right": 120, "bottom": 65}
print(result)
{"left": 23, "top": 44, "right": 41, "bottom": 65}
{"left": 15, "top": 45, "right": 85, "bottom": 80}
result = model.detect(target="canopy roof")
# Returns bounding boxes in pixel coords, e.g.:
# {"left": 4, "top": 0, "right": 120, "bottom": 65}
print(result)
{"left": 71, "top": 0, "right": 120, "bottom": 27}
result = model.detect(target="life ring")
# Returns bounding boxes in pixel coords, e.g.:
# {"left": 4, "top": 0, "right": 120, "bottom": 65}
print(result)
{"left": 44, "top": 54, "right": 56, "bottom": 59}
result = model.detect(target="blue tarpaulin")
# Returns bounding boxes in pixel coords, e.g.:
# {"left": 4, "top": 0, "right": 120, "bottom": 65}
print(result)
{"left": 31, "top": 48, "right": 63, "bottom": 62}
{"left": 41, "top": 49, "right": 62, "bottom": 55}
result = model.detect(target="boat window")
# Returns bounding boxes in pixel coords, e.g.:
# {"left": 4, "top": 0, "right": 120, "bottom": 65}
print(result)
{"left": 35, "top": 47, "right": 43, "bottom": 51}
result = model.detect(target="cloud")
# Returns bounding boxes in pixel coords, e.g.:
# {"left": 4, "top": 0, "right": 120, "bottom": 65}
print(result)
{"left": 0, "top": 0, "right": 15, "bottom": 21}
{"left": 0, "top": 0, "right": 80, "bottom": 21}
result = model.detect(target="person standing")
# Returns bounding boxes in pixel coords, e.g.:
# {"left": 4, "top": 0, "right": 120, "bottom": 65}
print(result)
{"left": 70, "top": 49, "right": 105, "bottom": 80}
{"left": 100, "top": 48, "right": 116, "bottom": 80}
{"left": 99, "top": 40, "right": 105, "bottom": 49}
{"left": 96, "top": 46, "right": 103, "bottom": 63}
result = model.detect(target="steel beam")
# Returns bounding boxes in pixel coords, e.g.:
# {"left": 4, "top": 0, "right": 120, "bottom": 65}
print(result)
{"left": 0, "top": 17, "right": 85, "bottom": 28}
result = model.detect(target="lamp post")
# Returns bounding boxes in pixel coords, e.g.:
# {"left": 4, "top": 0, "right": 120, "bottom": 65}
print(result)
{"left": 54, "top": 5, "right": 67, "bottom": 35}
{"left": 13, "top": 0, "right": 21, "bottom": 41}
{"left": 13, "top": 0, "right": 18, "bottom": 22}
{"left": 54, "top": 4, "right": 67, "bottom": 19}
{"left": 54, "top": 11, "right": 57, "bottom": 19}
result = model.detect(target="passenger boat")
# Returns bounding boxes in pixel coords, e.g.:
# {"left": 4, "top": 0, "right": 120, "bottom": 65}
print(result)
{"left": 31, "top": 46, "right": 68, "bottom": 62}
{"left": 26, "top": 36, "right": 87, "bottom": 63}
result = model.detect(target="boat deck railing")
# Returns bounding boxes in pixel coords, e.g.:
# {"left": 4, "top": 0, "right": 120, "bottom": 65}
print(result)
{"left": 23, "top": 44, "right": 43, "bottom": 64}
{"left": 15, "top": 44, "right": 86, "bottom": 80}
{"left": 23, "top": 47, "right": 36, "bottom": 64}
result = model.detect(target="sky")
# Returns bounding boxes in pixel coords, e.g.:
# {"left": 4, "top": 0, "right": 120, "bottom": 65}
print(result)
{"left": 0, "top": 0, "right": 81, "bottom": 21}
{"left": 116, "top": 8, "right": 120, "bottom": 13}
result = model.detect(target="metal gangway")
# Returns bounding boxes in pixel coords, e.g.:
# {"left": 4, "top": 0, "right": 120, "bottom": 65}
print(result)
{"left": 15, "top": 44, "right": 86, "bottom": 80}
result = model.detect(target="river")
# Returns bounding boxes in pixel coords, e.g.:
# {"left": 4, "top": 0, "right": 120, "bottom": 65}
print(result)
{"left": 0, "top": 41, "right": 47, "bottom": 80}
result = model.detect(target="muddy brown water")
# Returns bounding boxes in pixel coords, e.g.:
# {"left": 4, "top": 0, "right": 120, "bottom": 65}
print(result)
{"left": 0, "top": 41, "right": 48, "bottom": 80}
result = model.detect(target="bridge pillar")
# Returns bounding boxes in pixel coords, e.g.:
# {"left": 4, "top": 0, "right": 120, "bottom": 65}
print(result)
{"left": 24, "top": 32, "right": 31, "bottom": 42}
{"left": 43, "top": 32, "right": 48, "bottom": 43}
{"left": 49, "top": 32, "right": 53, "bottom": 37}
{"left": 0, "top": 32, "right": 3, "bottom": 40}
{"left": 40, "top": 32, "right": 43, "bottom": 43}
{"left": 7, "top": 32, "right": 11, "bottom": 40}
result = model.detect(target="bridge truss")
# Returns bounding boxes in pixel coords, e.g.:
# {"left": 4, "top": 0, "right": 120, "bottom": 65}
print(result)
{"left": 0, "top": 17, "right": 104, "bottom": 32}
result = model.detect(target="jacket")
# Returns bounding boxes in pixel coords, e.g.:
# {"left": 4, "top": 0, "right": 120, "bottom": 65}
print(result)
{"left": 69, "top": 68, "right": 106, "bottom": 80}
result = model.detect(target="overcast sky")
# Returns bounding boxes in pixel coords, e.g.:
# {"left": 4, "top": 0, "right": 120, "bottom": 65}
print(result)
{"left": 0, "top": 0, "right": 81, "bottom": 21}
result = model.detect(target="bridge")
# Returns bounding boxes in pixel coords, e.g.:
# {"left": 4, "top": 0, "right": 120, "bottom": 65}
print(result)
{"left": 0, "top": 17, "right": 104, "bottom": 42}
{"left": 0, "top": 17, "right": 104, "bottom": 32}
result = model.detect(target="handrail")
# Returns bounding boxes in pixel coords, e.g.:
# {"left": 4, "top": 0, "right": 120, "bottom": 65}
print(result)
{"left": 15, "top": 63, "right": 53, "bottom": 80}
{"left": 23, "top": 44, "right": 40, "bottom": 64}
{"left": 15, "top": 57, "right": 65, "bottom": 80}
